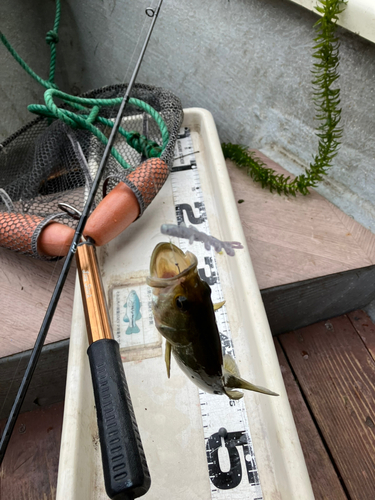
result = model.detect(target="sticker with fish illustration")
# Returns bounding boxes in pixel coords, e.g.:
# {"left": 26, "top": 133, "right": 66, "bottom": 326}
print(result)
{"left": 112, "top": 282, "right": 161, "bottom": 361}
{"left": 123, "top": 290, "right": 142, "bottom": 335}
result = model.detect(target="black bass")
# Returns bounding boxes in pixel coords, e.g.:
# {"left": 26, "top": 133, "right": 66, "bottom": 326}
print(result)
{"left": 146, "top": 242, "right": 278, "bottom": 400}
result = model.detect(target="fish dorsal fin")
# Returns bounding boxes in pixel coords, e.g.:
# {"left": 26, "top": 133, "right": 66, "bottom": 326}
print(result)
{"left": 165, "top": 341, "right": 172, "bottom": 378}
{"left": 213, "top": 300, "right": 226, "bottom": 311}
{"left": 136, "top": 311, "right": 142, "bottom": 321}
{"left": 223, "top": 354, "right": 279, "bottom": 396}
{"left": 223, "top": 354, "right": 241, "bottom": 377}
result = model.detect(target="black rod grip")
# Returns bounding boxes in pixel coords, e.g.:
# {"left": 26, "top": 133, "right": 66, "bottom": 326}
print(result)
{"left": 87, "top": 338, "right": 151, "bottom": 500}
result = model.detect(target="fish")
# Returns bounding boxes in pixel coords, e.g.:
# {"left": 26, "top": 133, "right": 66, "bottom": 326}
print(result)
{"left": 146, "top": 242, "right": 278, "bottom": 399}
{"left": 123, "top": 290, "right": 142, "bottom": 335}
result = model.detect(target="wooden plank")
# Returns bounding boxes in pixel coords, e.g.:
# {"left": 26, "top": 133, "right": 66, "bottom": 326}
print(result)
{"left": 0, "top": 402, "right": 64, "bottom": 500}
{"left": 348, "top": 309, "right": 375, "bottom": 361}
{"left": 262, "top": 265, "right": 375, "bottom": 335}
{"left": 330, "top": 203, "right": 375, "bottom": 263}
{"left": 279, "top": 316, "right": 375, "bottom": 500}
{"left": 226, "top": 153, "right": 375, "bottom": 290}
{"left": 0, "top": 247, "right": 75, "bottom": 358}
{"left": 274, "top": 339, "right": 348, "bottom": 500}
{"left": 0, "top": 340, "right": 69, "bottom": 419}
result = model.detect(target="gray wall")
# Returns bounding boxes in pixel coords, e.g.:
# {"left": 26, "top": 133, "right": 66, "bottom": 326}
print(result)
{"left": 1, "top": 0, "right": 375, "bottom": 231}
{"left": 0, "top": 0, "right": 83, "bottom": 138}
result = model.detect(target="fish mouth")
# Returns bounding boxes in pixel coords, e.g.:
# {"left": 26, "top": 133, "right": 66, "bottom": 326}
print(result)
{"left": 146, "top": 242, "right": 197, "bottom": 288}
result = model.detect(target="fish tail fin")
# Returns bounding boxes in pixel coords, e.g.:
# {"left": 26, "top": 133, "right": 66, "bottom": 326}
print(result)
{"left": 225, "top": 375, "right": 279, "bottom": 396}
{"left": 223, "top": 354, "right": 279, "bottom": 397}
{"left": 126, "top": 325, "right": 140, "bottom": 335}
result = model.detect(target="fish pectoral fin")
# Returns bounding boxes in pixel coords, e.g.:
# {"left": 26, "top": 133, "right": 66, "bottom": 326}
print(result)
{"left": 158, "top": 324, "right": 177, "bottom": 336}
{"left": 123, "top": 315, "right": 129, "bottom": 323}
{"left": 225, "top": 374, "right": 279, "bottom": 397}
{"left": 223, "top": 388, "right": 244, "bottom": 400}
{"left": 165, "top": 341, "right": 172, "bottom": 378}
{"left": 213, "top": 300, "right": 226, "bottom": 311}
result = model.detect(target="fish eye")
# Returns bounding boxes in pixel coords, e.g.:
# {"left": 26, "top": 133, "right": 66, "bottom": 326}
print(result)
{"left": 175, "top": 295, "right": 189, "bottom": 311}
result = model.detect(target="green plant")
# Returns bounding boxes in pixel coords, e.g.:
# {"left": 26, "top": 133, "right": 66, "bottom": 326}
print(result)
{"left": 222, "top": 0, "right": 347, "bottom": 196}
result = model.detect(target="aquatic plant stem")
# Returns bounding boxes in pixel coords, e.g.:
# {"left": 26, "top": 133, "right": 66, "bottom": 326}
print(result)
{"left": 223, "top": 0, "right": 347, "bottom": 196}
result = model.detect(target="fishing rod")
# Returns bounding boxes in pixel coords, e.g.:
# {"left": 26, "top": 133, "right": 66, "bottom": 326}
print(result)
{"left": 0, "top": 1, "right": 164, "bottom": 495}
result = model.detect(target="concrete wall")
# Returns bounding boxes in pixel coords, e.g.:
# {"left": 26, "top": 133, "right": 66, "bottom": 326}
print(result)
{"left": 1, "top": 0, "right": 375, "bottom": 231}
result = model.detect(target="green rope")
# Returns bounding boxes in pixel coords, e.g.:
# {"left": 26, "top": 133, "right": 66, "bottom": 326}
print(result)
{"left": 46, "top": 0, "right": 61, "bottom": 85}
{"left": 27, "top": 89, "right": 169, "bottom": 168}
{"left": 223, "top": 0, "right": 347, "bottom": 196}
{"left": 86, "top": 105, "right": 100, "bottom": 125}
{"left": 0, "top": 31, "right": 56, "bottom": 90}
{"left": 1, "top": 0, "right": 170, "bottom": 169}
{"left": 42, "top": 90, "right": 169, "bottom": 148}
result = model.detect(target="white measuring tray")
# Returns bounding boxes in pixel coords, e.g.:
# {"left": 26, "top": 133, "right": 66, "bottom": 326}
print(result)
{"left": 56, "top": 108, "right": 314, "bottom": 500}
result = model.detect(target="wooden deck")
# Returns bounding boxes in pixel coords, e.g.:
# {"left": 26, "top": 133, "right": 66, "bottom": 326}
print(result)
{"left": 276, "top": 309, "right": 375, "bottom": 500}
{"left": 227, "top": 152, "right": 375, "bottom": 290}
{"left": 0, "top": 249, "right": 75, "bottom": 359}
{"left": 0, "top": 402, "right": 64, "bottom": 500}
{"left": 1, "top": 151, "right": 375, "bottom": 498}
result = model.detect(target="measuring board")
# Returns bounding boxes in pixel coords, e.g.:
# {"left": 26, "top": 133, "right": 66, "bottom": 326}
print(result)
{"left": 170, "top": 128, "right": 263, "bottom": 500}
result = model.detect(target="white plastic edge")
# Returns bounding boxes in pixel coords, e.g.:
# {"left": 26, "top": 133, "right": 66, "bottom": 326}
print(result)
{"left": 56, "top": 278, "right": 97, "bottom": 500}
{"left": 289, "top": 0, "right": 375, "bottom": 44}
{"left": 183, "top": 108, "right": 315, "bottom": 499}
